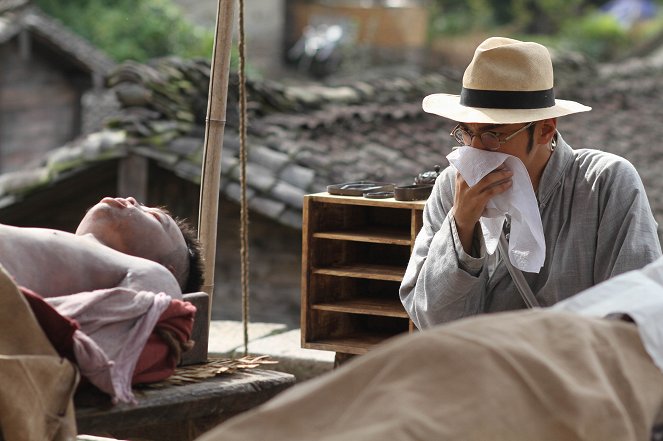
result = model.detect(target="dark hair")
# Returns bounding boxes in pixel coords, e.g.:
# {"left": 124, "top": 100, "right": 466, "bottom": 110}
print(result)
{"left": 526, "top": 122, "right": 537, "bottom": 153}
{"left": 175, "top": 217, "right": 205, "bottom": 293}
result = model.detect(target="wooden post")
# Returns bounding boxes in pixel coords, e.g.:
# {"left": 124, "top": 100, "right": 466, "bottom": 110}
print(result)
{"left": 199, "top": 0, "right": 236, "bottom": 321}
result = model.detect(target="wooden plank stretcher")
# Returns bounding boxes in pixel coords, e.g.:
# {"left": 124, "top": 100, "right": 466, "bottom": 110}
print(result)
{"left": 75, "top": 369, "right": 294, "bottom": 441}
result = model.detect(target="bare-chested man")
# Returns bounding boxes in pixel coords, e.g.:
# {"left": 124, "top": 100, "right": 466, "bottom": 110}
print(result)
{"left": 0, "top": 196, "right": 203, "bottom": 298}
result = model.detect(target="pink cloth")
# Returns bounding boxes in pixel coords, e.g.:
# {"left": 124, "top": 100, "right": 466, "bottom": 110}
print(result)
{"left": 46, "top": 288, "right": 171, "bottom": 403}
{"left": 21, "top": 285, "right": 197, "bottom": 404}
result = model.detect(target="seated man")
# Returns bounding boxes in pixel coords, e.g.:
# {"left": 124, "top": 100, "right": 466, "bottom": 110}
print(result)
{"left": 0, "top": 196, "right": 204, "bottom": 298}
{"left": 400, "top": 37, "right": 661, "bottom": 327}
{"left": 196, "top": 257, "right": 663, "bottom": 441}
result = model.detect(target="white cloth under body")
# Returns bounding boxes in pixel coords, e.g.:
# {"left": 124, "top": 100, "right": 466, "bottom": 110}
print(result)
{"left": 46, "top": 288, "right": 171, "bottom": 403}
{"left": 447, "top": 146, "right": 545, "bottom": 273}
{"left": 553, "top": 256, "right": 663, "bottom": 374}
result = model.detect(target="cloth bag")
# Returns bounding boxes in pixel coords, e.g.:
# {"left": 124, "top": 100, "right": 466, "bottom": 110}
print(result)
{"left": 0, "top": 264, "right": 78, "bottom": 441}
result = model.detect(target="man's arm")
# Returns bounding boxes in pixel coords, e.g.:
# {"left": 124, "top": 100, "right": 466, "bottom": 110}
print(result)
{"left": 399, "top": 170, "right": 490, "bottom": 328}
{"left": 593, "top": 156, "right": 662, "bottom": 281}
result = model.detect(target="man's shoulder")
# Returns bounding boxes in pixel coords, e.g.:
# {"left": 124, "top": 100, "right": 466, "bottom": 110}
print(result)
{"left": 122, "top": 257, "right": 183, "bottom": 300}
{"left": 572, "top": 148, "right": 640, "bottom": 182}
{"left": 573, "top": 147, "right": 631, "bottom": 166}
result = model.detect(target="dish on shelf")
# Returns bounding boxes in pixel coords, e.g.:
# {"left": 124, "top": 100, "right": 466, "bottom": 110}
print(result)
{"left": 363, "top": 191, "right": 395, "bottom": 199}
{"left": 327, "top": 181, "right": 395, "bottom": 197}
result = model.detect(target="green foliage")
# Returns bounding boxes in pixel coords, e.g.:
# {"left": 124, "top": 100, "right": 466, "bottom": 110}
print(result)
{"left": 33, "top": 0, "right": 215, "bottom": 62}
{"left": 430, "top": 0, "right": 587, "bottom": 34}
{"left": 557, "top": 12, "right": 630, "bottom": 59}
{"left": 429, "top": 0, "right": 663, "bottom": 62}
{"left": 428, "top": 0, "right": 493, "bottom": 36}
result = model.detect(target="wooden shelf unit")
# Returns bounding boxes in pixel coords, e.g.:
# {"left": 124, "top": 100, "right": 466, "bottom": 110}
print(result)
{"left": 301, "top": 193, "right": 426, "bottom": 357}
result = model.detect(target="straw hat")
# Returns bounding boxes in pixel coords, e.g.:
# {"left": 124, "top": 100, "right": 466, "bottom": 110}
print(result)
{"left": 423, "top": 37, "right": 591, "bottom": 124}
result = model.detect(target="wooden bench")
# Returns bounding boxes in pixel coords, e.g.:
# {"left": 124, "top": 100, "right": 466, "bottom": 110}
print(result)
{"left": 73, "top": 292, "right": 296, "bottom": 441}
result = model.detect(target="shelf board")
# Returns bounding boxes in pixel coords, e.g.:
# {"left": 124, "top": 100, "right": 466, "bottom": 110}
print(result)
{"left": 312, "top": 264, "right": 405, "bottom": 281}
{"left": 307, "top": 193, "right": 427, "bottom": 210}
{"left": 311, "top": 297, "right": 409, "bottom": 318}
{"left": 313, "top": 227, "right": 412, "bottom": 245}
{"left": 304, "top": 332, "right": 404, "bottom": 355}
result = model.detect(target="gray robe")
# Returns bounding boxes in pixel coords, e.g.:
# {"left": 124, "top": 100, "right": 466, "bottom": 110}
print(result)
{"left": 399, "top": 134, "right": 662, "bottom": 328}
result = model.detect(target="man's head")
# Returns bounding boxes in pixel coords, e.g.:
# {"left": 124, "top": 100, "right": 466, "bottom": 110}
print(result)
{"left": 422, "top": 37, "right": 591, "bottom": 125}
{"left": 423, "top": 37, "right": 592, "bottom": 180}
{"left": 76, "top": 197, "right": 204, "bottom": 292}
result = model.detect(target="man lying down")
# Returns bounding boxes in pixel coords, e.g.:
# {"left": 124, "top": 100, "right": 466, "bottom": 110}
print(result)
{"left": 197, "top": 257, "right": 663, "bottom": 441}
{"left": 0, "top": 196, "right": 204, "bottom": 403}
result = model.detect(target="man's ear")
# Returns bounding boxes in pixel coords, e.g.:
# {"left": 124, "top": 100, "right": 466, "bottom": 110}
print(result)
{"left": 537, "top": 118, "right": 557, "bottom": 144}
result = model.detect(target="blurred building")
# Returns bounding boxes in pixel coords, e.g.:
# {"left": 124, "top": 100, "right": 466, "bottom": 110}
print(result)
{"left": 0, "top": 2, "right": 115, "bottom": 173}
{"left": 171, "top": 0, "right": 430, "bottom": 78}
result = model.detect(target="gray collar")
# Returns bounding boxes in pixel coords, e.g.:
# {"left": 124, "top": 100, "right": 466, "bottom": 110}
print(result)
{"left": 537, "top": 133, "right": 574, "bottom": 208}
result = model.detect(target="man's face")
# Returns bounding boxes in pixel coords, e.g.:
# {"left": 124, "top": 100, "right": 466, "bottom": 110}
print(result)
{"left": 76, "top": 197, "right": 188, "bottom": 280}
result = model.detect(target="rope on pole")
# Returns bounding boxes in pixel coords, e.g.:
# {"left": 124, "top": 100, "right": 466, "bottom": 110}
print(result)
{"left": 237, "top": 0, "right": 250, "bottom": 356}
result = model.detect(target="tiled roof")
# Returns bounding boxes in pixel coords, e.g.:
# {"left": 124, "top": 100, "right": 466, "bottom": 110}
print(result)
{"left": 2, "top": 50, "right": 663, "bottom": 236}
{"left": 0, "top": 130, "right": 127, "bottom": 209}
{"left": 0, "top": 56, "right": 457, "bottom": 228}
{"left": 0, "top": 0, "right": 28, "bottom": 14}
{"left": 0, "top": 4, "right": 115, "bottom": 75}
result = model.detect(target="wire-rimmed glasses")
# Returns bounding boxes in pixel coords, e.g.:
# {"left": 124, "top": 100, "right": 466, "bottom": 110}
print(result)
{"left": 450, "top": 122, "right": 534, "bottom": 151}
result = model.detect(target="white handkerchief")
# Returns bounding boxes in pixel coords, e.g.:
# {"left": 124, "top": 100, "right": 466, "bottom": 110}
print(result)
{"left": 447, "top": 146, "right": 545, "bottom": 273}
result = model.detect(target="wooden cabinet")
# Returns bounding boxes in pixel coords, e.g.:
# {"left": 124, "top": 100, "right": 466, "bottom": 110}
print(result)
{"left": 301, "top": 193, "right": 426, "bottom": 357}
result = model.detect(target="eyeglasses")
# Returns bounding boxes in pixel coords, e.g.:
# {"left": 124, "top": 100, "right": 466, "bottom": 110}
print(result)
{"left": 450, "top": 122, "right": 535, "bottom": 151}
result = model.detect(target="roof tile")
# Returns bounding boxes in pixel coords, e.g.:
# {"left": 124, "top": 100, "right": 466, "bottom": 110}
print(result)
{"left": 270, "top": 180, "right": 306, "bottom": 209}
{"left": 278, "top": 163, "right": 315, "bottom": 190}
{"left": 250, "top": 144, "right": 290, "bottom": 171}
{"left": 231, "top": 162, "right": 276, "bottom": 193}
{"left": 248, "top": 194, "right": 285, "bottom": 219}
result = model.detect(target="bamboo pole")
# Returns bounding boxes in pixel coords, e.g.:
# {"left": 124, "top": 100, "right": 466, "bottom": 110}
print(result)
{"left": 199, "top": 0, "right": 236, "bottom": 322}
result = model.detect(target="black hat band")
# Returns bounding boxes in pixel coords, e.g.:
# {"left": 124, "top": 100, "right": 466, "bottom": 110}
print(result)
{"left": 460, "top": 87, "right": 556, "bottom": 109}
